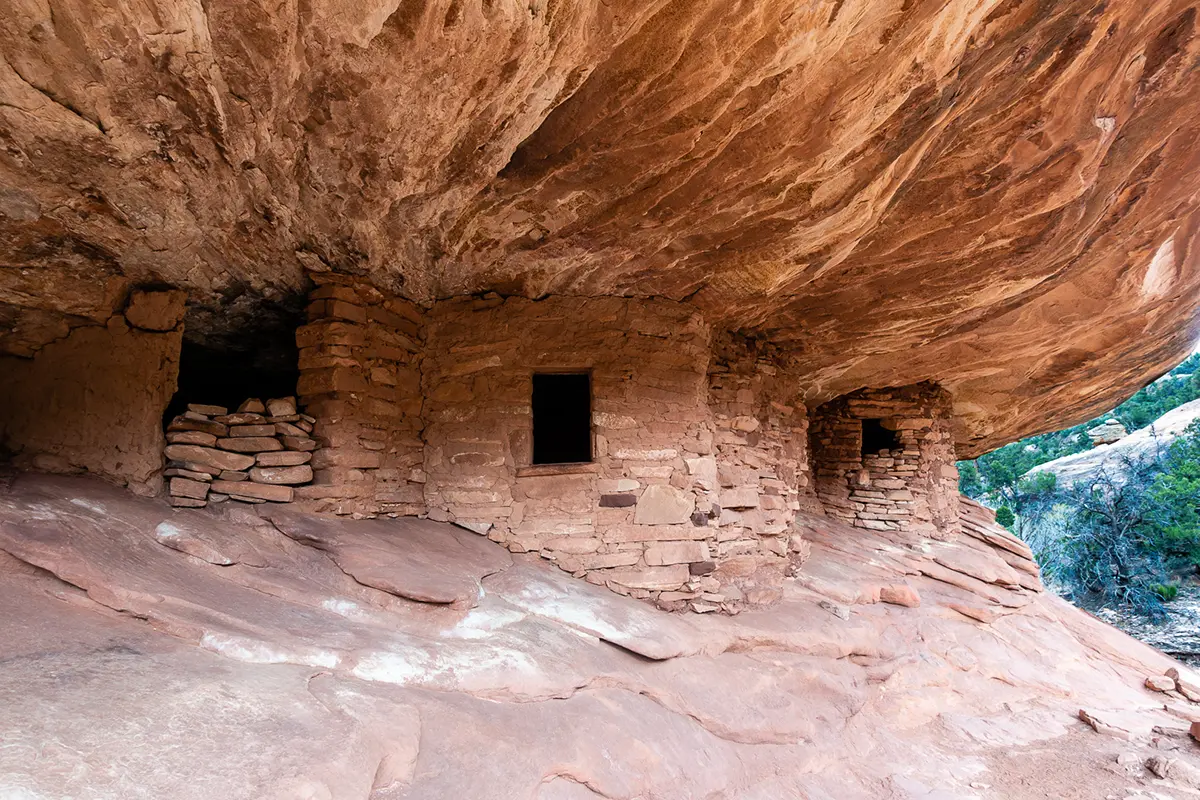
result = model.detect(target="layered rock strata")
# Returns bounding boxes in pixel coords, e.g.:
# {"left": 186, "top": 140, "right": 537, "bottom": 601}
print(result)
{"left": 164, "top": 397, "right": 317, "bottom": 507}
{"left": 8, "top": 473, "right": 1200, "bottom": 799}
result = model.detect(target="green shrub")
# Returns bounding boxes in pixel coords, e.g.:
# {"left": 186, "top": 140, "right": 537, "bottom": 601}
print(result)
{"left": 1150, "top": 582, "right": 1180, "bottom": 602}
{"left": 995, "top": 506, "right": 1015, "bottom": 530}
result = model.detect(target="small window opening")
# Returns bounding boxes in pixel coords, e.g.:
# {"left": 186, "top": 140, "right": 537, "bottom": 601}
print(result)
{"left": 861, "top": 418, "right": 900, "bottom": 455}
{"left": 532, "top": 373, "right": 592, "bottom": 465}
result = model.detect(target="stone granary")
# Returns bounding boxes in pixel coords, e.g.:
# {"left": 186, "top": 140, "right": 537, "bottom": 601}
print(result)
{"left": 2, "top": 0, "right": 1200, "bottom": 611}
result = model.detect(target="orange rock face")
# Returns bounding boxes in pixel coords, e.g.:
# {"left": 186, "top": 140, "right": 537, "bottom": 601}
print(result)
{"left": 1, "top": 1, "right": 1199, "bottom": 453}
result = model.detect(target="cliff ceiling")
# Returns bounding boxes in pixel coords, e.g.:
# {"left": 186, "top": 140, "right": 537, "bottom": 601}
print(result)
{"left": 2, "top": 0, "right": 1199, "bottom": 455}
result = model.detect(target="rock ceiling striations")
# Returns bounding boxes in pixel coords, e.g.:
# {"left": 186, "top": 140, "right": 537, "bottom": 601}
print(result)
{"left": 1, "top": 0, "right": 1200, "bottom": 454}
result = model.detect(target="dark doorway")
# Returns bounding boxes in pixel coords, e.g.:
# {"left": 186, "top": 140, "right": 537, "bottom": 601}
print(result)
{"left": 532, "top": 373, "right": 592, "bottom": 465}
{"left": 164, "top": 292, "right": 304, "bottom": 423}
{"left": 861, "top": 418, "right": 900, "bottom": 455}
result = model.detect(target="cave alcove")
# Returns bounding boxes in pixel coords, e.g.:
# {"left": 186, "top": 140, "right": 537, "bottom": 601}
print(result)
{"left": 164, "top": 292, "right": 306, "bottom": 422}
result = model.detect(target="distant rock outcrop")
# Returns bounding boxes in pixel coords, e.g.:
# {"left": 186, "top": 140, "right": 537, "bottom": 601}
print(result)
{"left": 1088, "top": 418, "right": 1129, "bottom": 446}
{"left": 1030, "top": 399, "right": 1200, "bottom": 488}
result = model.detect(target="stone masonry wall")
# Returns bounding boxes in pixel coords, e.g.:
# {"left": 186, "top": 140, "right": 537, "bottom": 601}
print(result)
{"left": 810, "top": 383, "right": 961, "bottom": 540}
{"left": 422, "top": 295, "right": 726, "bottom": 606}
{"left": 0, "top": 289, "right": 184, "bottom": 495}
{"left": 703, "top": 334, "right": 814, "bottom": 604}
{"left": 294, "top": 276, "right": 425, "bottom": 518}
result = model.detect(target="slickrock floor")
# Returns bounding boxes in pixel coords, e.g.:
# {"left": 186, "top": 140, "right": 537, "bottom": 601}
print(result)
{"left": 2, "top": 474, "right": 1198, "bottom": 799}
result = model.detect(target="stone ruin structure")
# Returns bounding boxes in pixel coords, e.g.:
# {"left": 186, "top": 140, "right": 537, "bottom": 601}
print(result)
{"left": 2, "top": 0, "right": 1200, "bottom": 614}
{"left": 163, "top": 397, "right": 318, "bottom": 507}
{"left": 810, "top": 385, "right": 961, "bottom": 540}
{"left": 0, "top": 273, "right": 974, "bottom": 610}
{"left": 280, "top": 277, "right": 825, "bottom": 606}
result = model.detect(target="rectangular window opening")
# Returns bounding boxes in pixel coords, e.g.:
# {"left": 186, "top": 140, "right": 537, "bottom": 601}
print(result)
{"left": 532, "top": 373, "right": 592, "bottom": 465}
{"left": 861, "top": 418, "right": 900, "bottom": 456}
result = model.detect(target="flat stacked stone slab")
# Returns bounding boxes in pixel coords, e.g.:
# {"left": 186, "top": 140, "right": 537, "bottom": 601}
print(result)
{"left": 163, "top": 396, "right": 318, "bottom": 508}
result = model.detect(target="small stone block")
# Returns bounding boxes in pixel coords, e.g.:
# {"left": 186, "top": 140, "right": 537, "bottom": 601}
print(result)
{"left": 169, "top": 477, "right": 210, "bottom": 500}
{"left": 163, "top": 445, "right": 255, "bottom": 472}
{"left": 167, "top": 430, "right": 218, "bottom": 447}
{"left": 238, "top": 398, "right": 267, "bottom": 414}
{"left": 216, "top": 437, "right": 284, "bottom": 453}
{"left": 281, "top": 435, "right": 318, "bottom": 452}
{"left": 167, "top": 460, "right": 222, "bottom": 477}
{"left": 256, "top": 451, "right": 313, "bottom": 467}
{"left": 164, "top": 468, "right": 213, "bottom": 482}
{"left": 167, "top": 417, "right": 228, "bottom": 437}
{"left": 168, "top": 496, "right": 208, "bottom": 508}
{"left": 229, "top": 424, "right": 276, "bottom": 438}
{"left": 266, "top": 397, "right": 297, "bottom": 417}
{"left": 599, "top": 493, "right": 637, "bottom": 508}
{"left": 186, "top": 404, "right": 227, "bottom": 416}
{"left": 210, "top": 480, "right": 293, "bottom": 503}
{"left": 274, "top": 422, "right": 307, "bottom": 437}
{"left": 249, "top": 465, "right": 313, "bottom": 485}
{"left": 219, "top": 470, "right": 249, "bottom": 482}
{"left": 215, "top": 413, "right": 267, "bottom": 425}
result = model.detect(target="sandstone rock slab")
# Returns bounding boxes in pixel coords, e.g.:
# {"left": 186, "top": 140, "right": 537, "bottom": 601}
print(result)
{"left": 164, "top": 445, "right": 254, "bottom": 472}
{"left": 633, "top": 485, "right": 695, "bottom": 526}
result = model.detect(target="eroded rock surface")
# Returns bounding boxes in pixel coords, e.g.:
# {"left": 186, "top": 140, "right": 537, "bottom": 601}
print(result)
{"left": 3, "top": 474, "right": 1200, "bottom": 798}
{"left": 2, "top": 2, "right": 1200, "bottom": 451}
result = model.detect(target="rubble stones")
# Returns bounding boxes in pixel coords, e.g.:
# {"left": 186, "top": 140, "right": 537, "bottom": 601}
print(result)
{"left": 164, "top": 400, "right": 317, "bottom": 508}
{"left": 879, "top": 584, "right": 921, "bottom": 608}
{"left": 1167, "top": 668, "right": 1200, "bottom": 702}
{"left": 1146, "top": 675, "right": 1177, "bottom": 693}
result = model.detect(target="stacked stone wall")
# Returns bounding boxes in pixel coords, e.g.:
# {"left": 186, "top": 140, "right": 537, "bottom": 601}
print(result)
{"left": 810, "top": 383, "right": 960, "bottom": 540}
{"left": 703, "top": 334, "right": 813, "bottom": 603}
{"left": 294, "top": 276, "right": 425, "bottom": 517}
{"left": 163, "top": 397, "right": 318, "bottom": 507}
{"left": 422, "top": 295, "right": 726, "bottom": 605}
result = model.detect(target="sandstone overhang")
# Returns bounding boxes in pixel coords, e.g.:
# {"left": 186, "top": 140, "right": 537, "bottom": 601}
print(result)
{"left": 1, "top": 1, "right": 1199, "bottom": 453}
